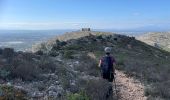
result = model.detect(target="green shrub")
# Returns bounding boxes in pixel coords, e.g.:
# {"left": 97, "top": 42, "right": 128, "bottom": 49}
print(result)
{"left": 94, "top": 51, "right": 103, "bottom": 59}
{"left": 117, "top": 54, "right": 125, "bottom": 65}
{"left": 59, "top": 41, "right": 67, "bottom": 46}
{"left": 8, "top": 59, "right": 40, "bottom": 81}
{"left": 63, "top": 50, "right": 74, "bottom": 59}
{"left": 12, "top": 64, "right": 39, "bottom": 80}
{"left": 49, "top": 50, "right": 59, "bottom": 57}
{"left": 0, "top": 48, "right": 3, "bottom": 55}
{"left": 0, "top": 85, "right": 27, "bottom": 100}
{"left": 84, "top": 79, "right": 114, "bottom": 100}
{"left": 2, "top": 48, "right": 14, "bottom": 58}
{"left": 116, "top": 54, "right": 126, "bottom": 70}
{"left": 144, "top": 81, "right": 170, "bottom": 99}
{"left": 64, "top": 45, "right": 83, "bottom": 50}
{"left": 35, "top": 50, "right": 43, "bottom": 55}
{"left": 60, "top": 75, "right": 71, "bottom": 89}
{"left": 39, "top": 57, "right": 56, "bottom": 73}
{"left": 75, "top": 54, "right": 100, "bottom": 77}
{"left": 66, "top": 91, "right": 89, "bottom": 100}
{"left": 0, "top": 69, "right": 10, "bottom": 79}
{"left": 76, "top": 78, "right": 114, "bottom": 100}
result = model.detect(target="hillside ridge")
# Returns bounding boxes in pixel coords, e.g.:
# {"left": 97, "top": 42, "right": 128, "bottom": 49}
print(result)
{"left": 137, "top": 32, "right": 170, "bottom": 51}
{"left": 0, "top": 31, "right": 170, "bottom": 100}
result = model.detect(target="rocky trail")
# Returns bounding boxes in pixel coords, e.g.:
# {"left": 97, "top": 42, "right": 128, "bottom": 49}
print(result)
{"left": 113, "top": 70, "right": 147, "bottom": 100}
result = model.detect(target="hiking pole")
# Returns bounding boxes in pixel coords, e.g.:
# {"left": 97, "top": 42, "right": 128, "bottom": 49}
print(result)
{"left": 113, "top": 74, "right": 118, "bottom": 100}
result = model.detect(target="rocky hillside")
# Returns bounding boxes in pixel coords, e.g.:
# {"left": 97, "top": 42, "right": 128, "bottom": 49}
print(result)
{"left": 0, "top": 31, "right": 170, "bottom": 100}
{"left": 137, "top": 32, "right": 170, "bottom": 51}
{"left": 36, "top": 31, "right": 170, "bottom": 100}
{"left": 0, "top": 35, "right": 114, "bottom": 99}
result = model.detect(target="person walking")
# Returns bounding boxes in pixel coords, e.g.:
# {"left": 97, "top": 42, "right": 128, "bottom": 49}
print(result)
{"left": 98, "top": 47, "right": 118, "bottom": 99}
{"left": 98, "top": 47, "right": 116, "bottom": 82}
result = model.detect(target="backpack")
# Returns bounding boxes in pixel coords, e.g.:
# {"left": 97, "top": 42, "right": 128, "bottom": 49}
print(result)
{"left": 101, "top": 56, "right": 114, "bottom": 73}
{"left": 100, "top": 56, "right": 115, "bottom": 82}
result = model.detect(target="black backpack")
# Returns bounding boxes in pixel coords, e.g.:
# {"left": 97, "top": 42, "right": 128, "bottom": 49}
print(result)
{"left": 101, "top": 56, "right": 113, "bottom": 73}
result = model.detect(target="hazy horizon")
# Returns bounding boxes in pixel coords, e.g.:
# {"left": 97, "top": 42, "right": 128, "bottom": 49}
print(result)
{"left": 0, "top": 29, "right": 146, "bottom": 51}
{"left": 0, "top": 28, "right": 169, "bottom": 33}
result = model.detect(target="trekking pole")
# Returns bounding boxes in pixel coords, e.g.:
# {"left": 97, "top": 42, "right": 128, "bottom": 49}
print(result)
{"left": 113, "top": 74, "right": 118, "bottom": 100}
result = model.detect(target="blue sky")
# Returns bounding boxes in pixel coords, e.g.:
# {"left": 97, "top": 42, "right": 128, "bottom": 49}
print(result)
{"left": 0, "top": 0, "right": 170, "bottom": 30}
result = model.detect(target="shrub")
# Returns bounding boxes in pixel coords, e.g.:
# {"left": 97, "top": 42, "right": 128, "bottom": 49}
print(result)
{"left": 96, "top": 32, "right": 103, "bottom": 36}
{"left": 7, "top": 59, "right": 40, "bottom": 81}
{"left": 34, "top": 42, "right": 52, "bottom": 54}
{"left": 39, "top": 57, "right": 56, "bottom": 73}
{"left": 22, "top": 52, "right": 37, "bottom": 61}
{"left": 35, "top": 50, "right": 43, "bottom": 55}
{"left": 59, "top": 75, "right": 71, "bottom": 89}
{"left": 63, "top": 50, "right": 74, "bottom": 59}
{"left": 0, "top": 69, "right": 10, "bottom": 79}
{"left": 116, "top": 54, "right": 126, "bottom": 70}
{"left": 49, "top": 50, "right": 59, "bottom": 57}
{"left": 58, "top": 41, "right": 67, "bottom": 46}
{"left": 0, "top": 48, "right": 2, "bottom": 55}
{"left": 0, "top": 85, "right": 27, "bottom": 100}
{"left": 76, "top": 78, "right": 114, "bottom": 100}
{"left": 147, "top": 82, "right": 170, "bottom": 99}
{"left": 12, "top": 64, "right": 39, "bottom": 80}
{"left": 55, "top": 65, "right": 72, "bottom": 89}
{"left": 64, "top": 45, "right": 83, "bottom": 50}
{"left": 75, "top": 54, "right": 100, "bottom": 77}
{"left": 2, "top": 48, "right": 14, "bottom": 58}
{"left": 82, "top": 79, "right": 114, "bottom": 100}
{"left": 94, "top": 51, "right": 103, "bottom": 59}
{"left": 117, "top": 54, "right": 125, "bottom": 66}
{"left": 66, "top": 91, "right": 89, "bottom": 100}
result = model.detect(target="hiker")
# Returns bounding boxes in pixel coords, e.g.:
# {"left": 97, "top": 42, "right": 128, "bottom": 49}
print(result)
{"left": 98, "top": 47, "right": 116, "bottom": 82}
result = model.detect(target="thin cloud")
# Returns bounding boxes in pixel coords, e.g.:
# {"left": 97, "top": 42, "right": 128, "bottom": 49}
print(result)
{"left": 132, "top": 12, "right": 141, "bottom": 16}
{"left": 0, "top": 22, "right": 91, "bottom": 29}
{"left": 1, "top": 20, "right": 170, "bottom": 30}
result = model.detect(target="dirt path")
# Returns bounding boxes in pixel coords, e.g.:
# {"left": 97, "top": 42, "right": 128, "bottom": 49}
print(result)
{"left": 113, "top": 70, "right": 147, "bottom": 100}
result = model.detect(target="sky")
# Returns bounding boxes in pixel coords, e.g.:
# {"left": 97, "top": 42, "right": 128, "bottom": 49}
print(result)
{"left": 0, "top": 0, "right": 170, "bottom": 30}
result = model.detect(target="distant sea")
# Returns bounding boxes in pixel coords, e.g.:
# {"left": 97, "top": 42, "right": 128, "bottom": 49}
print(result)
{"left": 0, "top": 29, "right": 145, "bottom": 51}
